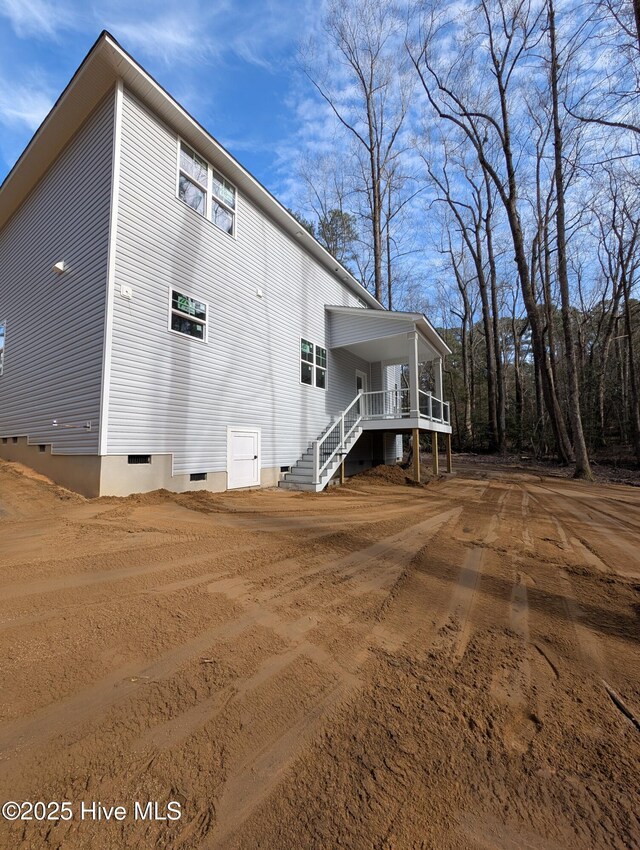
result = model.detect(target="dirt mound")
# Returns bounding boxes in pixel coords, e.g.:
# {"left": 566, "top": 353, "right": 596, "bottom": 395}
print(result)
{"left": 97, "top": 488, "right": 229, "bottom": 513}
{"left": 351, "top": 463, "right": 432, "bottom": 487}
{"left": 0, "top": 459, "right": 83, "bottom": 502}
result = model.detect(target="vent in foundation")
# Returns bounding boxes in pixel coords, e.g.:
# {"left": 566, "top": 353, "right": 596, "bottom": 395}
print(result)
{"left": 39, "top": 445, "right": 46, "bottom": 453}
{"left": 190, "top": 472, "right": 207, "bottom": 481}
{"left": 12, "top": 437, "right": 17, "bottom": 443}
{"left": 128, "top": 454, "right": 151, "bottom": 465}
{"left": 1, "top": 438, "right": 6, "bottom": 444}
{"left": 280, "top": 465, "right": 290, "bottom": 473}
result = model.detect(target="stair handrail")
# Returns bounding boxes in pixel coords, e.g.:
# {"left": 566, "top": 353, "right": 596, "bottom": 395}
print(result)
{"left": 312, "top": 391, "right": 363, "bottom": 485}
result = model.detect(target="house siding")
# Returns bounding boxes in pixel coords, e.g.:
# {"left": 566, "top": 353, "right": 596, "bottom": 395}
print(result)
{"left": 0, "top": 93, "right": 114, "bottom": 454}
{"left": 107, "top": 89, "right": 371, "bottom": 475}
{"left": 329, "top": 312, "right": 415, "bottom": 348}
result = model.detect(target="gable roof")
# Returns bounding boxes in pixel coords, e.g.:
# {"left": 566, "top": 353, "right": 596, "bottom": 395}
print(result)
{"left": 0, "top": 31, "right": 382, "bottom": 311}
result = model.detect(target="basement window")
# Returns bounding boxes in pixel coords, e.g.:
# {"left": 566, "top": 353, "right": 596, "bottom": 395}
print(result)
{"left": 170, "top": 289, "right": 207, "bottom": 341}
{"left": 1, "top": 438, "right": 6, "bottom": 444}
{"left": 38, "top": 445, "right": 46, "bottom": 453}
{"left": 12, "top": 437, "right": 17, "bottom": 443}
{"left": 128, "top": 455, "right": 151, "bottom": 465}
{"left": 190, "top": 472, "right": 207, "bottom": 481}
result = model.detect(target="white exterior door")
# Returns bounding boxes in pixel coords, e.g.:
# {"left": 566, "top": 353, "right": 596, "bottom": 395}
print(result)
{"left": 355, "top": 369, "right": 368, "bottom": 416}
{"left": 227, "top": 427, "right": 260, "bottom": 489}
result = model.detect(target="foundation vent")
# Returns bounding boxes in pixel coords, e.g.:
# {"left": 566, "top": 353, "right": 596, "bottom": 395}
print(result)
{"left": 190, "top": 473, "right": 207, "bottom": 482}
{"left": 128, "top": 455, "right": 151, "bottom": 465}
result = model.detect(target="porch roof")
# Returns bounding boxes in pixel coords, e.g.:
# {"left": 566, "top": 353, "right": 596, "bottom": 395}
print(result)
{"left": 326, "top": 306, "right": 452, "bottom": 362}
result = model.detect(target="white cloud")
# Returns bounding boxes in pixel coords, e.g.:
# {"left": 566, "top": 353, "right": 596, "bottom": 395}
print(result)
{"left": 0, "top": 75, "right": 55, "bottom": 130}
{"left": 104, "top": 13, "right": 220, "bottom": 65}
{"left": 0, "top": 0, "right": 73, "bottom": 38}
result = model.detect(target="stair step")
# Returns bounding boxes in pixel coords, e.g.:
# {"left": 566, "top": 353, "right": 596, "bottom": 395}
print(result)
{"left": 283, "top": 473, "right": 316, "bottom": 484}
{"left": 282, "top": 417, "right": 363, "bottom": 492}
{"left": 278, "top": 481, "right": 322, "bottom": 492}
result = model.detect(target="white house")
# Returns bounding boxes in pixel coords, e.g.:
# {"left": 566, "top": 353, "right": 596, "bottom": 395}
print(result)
{"left": 0, "top": 32, "right": 452, "bottom": 498}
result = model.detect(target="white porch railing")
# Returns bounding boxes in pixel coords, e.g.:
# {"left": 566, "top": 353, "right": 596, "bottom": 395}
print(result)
{"left": 360, "top": 390, "right": 450, "bottom": 426}
{"left": 313, "top": 392, "right": 363, "bottom": 485}
{"left": 311, "top": 389, "right": 451, "bottom": 486}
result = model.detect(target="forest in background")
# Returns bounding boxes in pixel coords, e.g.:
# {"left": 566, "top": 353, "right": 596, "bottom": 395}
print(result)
{"left": 287, "top": 0, "right": 640, "bottom": 478}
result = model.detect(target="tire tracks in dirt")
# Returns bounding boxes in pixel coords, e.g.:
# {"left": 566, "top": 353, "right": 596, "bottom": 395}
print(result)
{"left": 0, "top": 507, "right": 460, "bottom": 769}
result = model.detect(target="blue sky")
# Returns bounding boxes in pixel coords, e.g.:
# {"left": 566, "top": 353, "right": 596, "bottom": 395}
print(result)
{"left": 0, "top": 0, "right": 322, "bottom": 201}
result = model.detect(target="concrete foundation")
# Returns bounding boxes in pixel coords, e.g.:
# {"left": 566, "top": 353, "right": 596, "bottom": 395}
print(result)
{"left": 0, "top": 437, "right": 101, "bottom": 497}
{"left": 0, "top": 439, "right": 285, "bottom": 498}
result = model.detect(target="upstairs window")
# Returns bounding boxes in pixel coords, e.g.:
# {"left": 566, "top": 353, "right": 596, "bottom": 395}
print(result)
{"left": 211, "top": 169, "right": 236, "bottom": 235}
{"left": 177, "top": 141, "right": 236, "bottom": 236}
{"left": 170, "top": 290, "right": 207, "bottom": 341}
{"left": 178, "top": 145, "right": 208, "bottom": 216}
{"left": 300, "top": 338, "right": 327, "bottom": 389}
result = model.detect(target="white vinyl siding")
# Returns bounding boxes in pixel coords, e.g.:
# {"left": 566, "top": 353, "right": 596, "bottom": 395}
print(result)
{"left": 107, "top": 88, "right": 370, "bottom": 474}
{"left": 0, "top": 93, "right": 114, "bottom": 454}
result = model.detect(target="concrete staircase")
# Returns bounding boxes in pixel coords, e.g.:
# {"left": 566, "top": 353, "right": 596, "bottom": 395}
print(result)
{"left": 279, "top": 393, "right": 363, "bottom": 492}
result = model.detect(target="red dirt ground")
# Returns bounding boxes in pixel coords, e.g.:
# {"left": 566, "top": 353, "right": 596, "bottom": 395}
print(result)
{"left": 0, "top": 458, "right": 638, "bottom": 849}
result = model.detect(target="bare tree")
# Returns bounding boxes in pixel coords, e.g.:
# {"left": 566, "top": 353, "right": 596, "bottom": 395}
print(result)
{"left": 408, "top": 0, "right": 575, "bottom": 463}
{"left": 548, "top": 0, "right": 593, "bottom": 477}
{"left": 302, "top": 0, "right": 412, "bottom": 303}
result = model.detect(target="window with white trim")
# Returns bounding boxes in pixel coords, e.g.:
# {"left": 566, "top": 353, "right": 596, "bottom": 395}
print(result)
{"left": 300, "top": 338, "right": 327, "bottom": 389}
{"left": 211, "top": 168, "right": 235, "bottom": 235}
{"left": 178, "top": 144, "right": 208, "bottom": 217}
{"left": 315, "top": 344, "right": 327, "bottom": 388}
{"left": 177, "top": 141, "right": 236, "bottom": 235}
{"left": 0, "top": 321, "right": 5, "bottom": 376}
{"left": 170, "top": 290, "right": 207, "bottom": 341}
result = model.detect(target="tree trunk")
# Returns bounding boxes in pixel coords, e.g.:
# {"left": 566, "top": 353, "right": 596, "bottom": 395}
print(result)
{"left": 485, "top": 186, "right": 506, "bottom": 452}
{"left": 548, "top": 0, "right": 592, "bottom": 478}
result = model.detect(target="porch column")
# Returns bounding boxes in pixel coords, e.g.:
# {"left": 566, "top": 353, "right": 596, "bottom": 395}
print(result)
{"left": 434, "top": 357, "right": 443, "bottom": 401}
{"left": 408, "top": 331, "right": 420, "bottom": 417}
{"left": 412, "top": 428, "right": 420, "bottom": 483}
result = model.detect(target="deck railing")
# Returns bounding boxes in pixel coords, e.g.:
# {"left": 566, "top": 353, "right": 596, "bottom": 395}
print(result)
{"left": 311, "top": 388, "right": 450, "bottom": 485}
{"left": 360, "top": 390, "right": 450, "bottom": 425}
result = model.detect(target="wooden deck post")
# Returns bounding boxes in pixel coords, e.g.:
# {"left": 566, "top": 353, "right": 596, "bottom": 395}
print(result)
{"left": 432, "top": 432, "right": 439, "bottom": 475}
{"left": 446, "top": 432, "right": 452, "bottom": 473}
{"left": 412, "top": 428, "right": 420, "bottom": 483}
{"left": 340, "top": 458, "right": 345, "bottom": 484}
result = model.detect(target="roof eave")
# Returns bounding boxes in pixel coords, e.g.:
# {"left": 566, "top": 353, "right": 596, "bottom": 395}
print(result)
{"left": 0, "top": 31, "right": 382, "bottom": 312}
{"left": 326, "top": 305, "right": 452, "bottom": 357}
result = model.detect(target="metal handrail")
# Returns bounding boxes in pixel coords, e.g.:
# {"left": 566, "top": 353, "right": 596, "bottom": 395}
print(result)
{"left": 313, "top": 392, "right": 363, "bottom": 484}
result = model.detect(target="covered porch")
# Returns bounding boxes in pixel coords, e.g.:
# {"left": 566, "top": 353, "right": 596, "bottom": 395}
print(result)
{"left": 327, "top": 305, "right": 453, "bottom": 434}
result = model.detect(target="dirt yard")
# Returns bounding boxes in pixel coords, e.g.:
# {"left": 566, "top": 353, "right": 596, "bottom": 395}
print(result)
{"left": 0, "top": 458, "right": 638, "bottom": 850}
